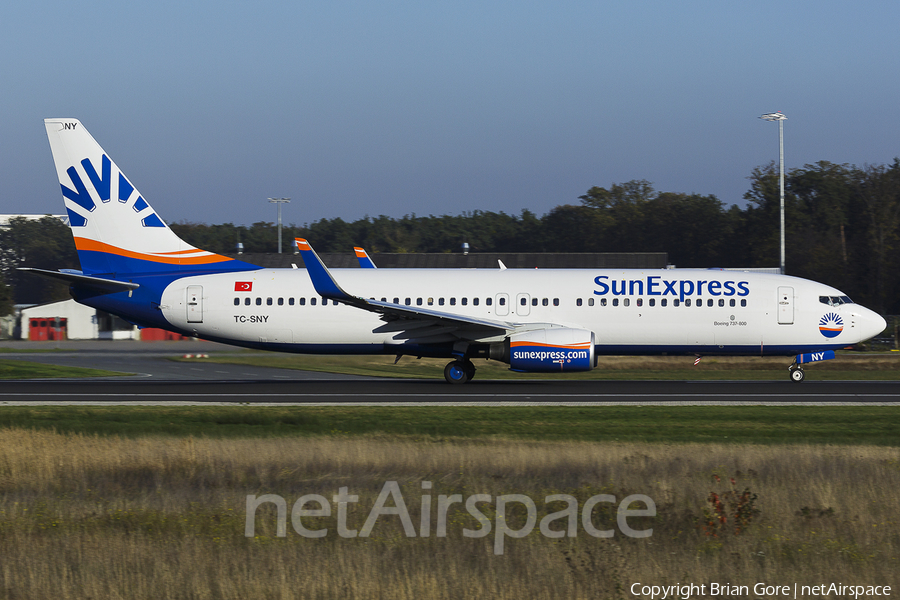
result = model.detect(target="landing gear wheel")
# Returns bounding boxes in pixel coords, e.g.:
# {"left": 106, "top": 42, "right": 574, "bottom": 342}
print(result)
{"left": 444, "top": 360, "right": 471, "bottom": 384}
{"left": 464, "top": 361, "right": 477, "bottom": 381}
{"left": 789, "top": 366, "right": 805, "bottom": 382}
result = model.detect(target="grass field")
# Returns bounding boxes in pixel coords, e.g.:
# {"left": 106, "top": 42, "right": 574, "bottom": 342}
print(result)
{"left": 173, "top": 352, "right": 900, "bottom": 381}
{"left": 0, "top": 429, "right": 897, "bottom": 599}
{"left": 0, "top": 405, "right": 898, "bottom": 445}
{"left": 0, "top": 359, "right": 128, "bottom": 379}
{"left": 3, "top": 350, "right": 899, "bottom": 597}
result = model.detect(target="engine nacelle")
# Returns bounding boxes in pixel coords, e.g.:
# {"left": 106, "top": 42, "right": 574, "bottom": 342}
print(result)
{"left": 507, "top": 328, "right": 595, "bottom": 373}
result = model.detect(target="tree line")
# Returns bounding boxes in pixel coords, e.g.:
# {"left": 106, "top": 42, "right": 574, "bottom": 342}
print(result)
{"left": 1, "top": 158, "right": 898, "bottom": 315}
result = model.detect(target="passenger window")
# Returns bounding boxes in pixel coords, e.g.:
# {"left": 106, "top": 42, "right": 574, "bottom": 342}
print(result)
{"left": 289, "top": 298, "right": 295, "bottom": 306}
{"left": 462, "top": 298, "right": 467, "bottom": 306}
{"left": 741, "top": 299, "right": 747, "bottom": 307}
{"left": 234, "top": 298, "right": 239, "bottom": 306}
{"left": 612, "top": 298, "right": 619, "bottom": 307}
{"left": 661, "top": 299, "right": 667, "bottom": 307}
{"left": 405, "top": 298, "right": 411, "bottom": 306}
{"left": 244, "top": 297, "right": 251, "bottom": 306}
{"left": 256, "top": 297, "right": 262, "bottom": 306}
{"left": 299, "top": 298, "right": 306, "bottom": 306}
{"left": 311, "top": 298, "right": 317, "bottom": 306}
{"left": 278, "top": 298, "right": 284, "bottom": 306}
{"left": 553, "top": 298, "right": 559, "bottom": 306}
{"left": 601, "top": 298, "right": 607, "bottom": 306}
{"left": 532, "top": 298, "right": 538, "bottom": 306}
{"left": 729, "top": 299, "right": 735, "bottom": 307}
{"left": 381, "top": 298, "right": 387, "bottom": 302}
{"left": 685, "top": 299, "right": 691, "bottom": 307}
{"left": 718, "top": 299, "right": 724, "bottom": 307}
{"left": 520, "top": 297, "right": 527, "bottom": 306}
{"left": 439, "top": 298, "right": 445, "bottom": 306}
{"left": 450, "top": 298, "right": 456, "bottom": 306}
{"left": 588, "top": 298, "right": 594, "bottom": 306}
{"left": 393, "top": 298, "right": 399, "bottom": 304}
{"left": 624, "top": 298, "right": 630, "bottom": 307}
{"left": 473, "top": 298, "right": 479, "bottom": 306}
{"left": 707, "top": 299, "right": 713, "bottom": 307}
{"left": 499, "top": 298, "right": 506, "bottom": 306}
{"left": 673, "top": 299, "right": 680, "bottom": 307}
{"left": 417, "top": 298, "right": 423, "bottom": 306}
{"left": 266, "top": 298, "right": 273, "bottom": 306}
{"left": 576, "top": 298, "right": 583, "bottom": 306}
{"left": 486, "top": 298, "right": 492, "bottom": 306}
{"left": 636, "top": 298, "right": 643, "bottom": 307}
{"left": 648, "top": 298, "right": 655, "bottom": 307}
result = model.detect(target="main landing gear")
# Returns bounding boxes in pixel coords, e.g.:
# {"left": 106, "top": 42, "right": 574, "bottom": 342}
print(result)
{"left": 788, "top": 363, "right": 805, "bottom": 383}
{"left": 444, "top": 359, "right": 477, "bottom": 384}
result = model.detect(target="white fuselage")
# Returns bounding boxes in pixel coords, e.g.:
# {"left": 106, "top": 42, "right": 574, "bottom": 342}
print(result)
{"left": 158, "top": 268, "right": 885, "bottom": 356}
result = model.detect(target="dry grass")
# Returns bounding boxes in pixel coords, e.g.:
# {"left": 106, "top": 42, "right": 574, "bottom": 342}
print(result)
{"left": 1, "top": 429, "right": 899, "bottom": 599}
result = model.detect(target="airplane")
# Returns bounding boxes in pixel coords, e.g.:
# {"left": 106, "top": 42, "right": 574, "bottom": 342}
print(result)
{"left": 354, "top": 247, "right": 377, "bottom": 268}
{"left": 22, "top": 118, "right": 887, "bottom": 384}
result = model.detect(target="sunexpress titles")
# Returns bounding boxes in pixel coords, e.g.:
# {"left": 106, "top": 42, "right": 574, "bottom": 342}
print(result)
{"left": 593, "top": 275, "right": 750, "bottom": 303}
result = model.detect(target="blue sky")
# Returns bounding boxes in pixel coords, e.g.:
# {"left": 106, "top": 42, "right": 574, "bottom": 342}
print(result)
{"left": 2, "top": 0, "right": 898, "bottom": 228}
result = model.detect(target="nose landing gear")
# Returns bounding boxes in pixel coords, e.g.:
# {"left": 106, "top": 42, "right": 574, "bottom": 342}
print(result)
{"left": 789, "top": 363, "right": 805, "bottom": 382}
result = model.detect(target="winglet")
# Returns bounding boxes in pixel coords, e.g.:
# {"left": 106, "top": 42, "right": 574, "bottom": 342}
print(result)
{"left": 296, "top": 238, "right": 353, "bottom": 300}
{"left": 354, "top": 247, "right": 378, "bottom": 269}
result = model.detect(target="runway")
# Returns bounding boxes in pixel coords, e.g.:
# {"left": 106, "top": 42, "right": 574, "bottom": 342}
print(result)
{"left": 2, "top": 342, "right": 899, "bottom": 405}
{"left": 2, "top": 379, "right": 900, "bottom": 406}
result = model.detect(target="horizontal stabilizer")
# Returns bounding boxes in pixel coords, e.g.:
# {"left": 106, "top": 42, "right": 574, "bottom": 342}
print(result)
{"left": 18, "top": 267, "right": 140, "bottom": 293}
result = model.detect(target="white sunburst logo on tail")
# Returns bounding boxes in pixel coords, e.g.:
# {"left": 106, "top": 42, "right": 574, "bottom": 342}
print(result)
{"left": 819, "top": 312, "right": 844, "bottom": 338}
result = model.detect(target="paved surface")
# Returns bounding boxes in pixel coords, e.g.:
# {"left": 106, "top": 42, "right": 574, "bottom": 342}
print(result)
{"left": 0, "top": 340, "right": 371, "bottom": 381}
{"left": 1, "top": 379, "right": 899, "bottom": 406}
{"left": 2, "top": 341, "right": 898, "bottom": 405}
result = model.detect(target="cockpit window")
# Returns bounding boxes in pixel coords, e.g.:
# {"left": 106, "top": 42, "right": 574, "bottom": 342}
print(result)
{"left": 819, "top": 295, "right": 854, "bottom": 306}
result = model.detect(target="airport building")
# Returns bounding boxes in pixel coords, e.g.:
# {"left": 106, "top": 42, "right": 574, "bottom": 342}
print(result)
{"left": 17, "top": 299, "right": 186, "bottom": 341}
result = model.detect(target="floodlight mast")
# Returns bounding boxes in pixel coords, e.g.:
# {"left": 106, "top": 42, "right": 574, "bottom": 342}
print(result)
{"left": 268, "top": 198, "right": 291, "bottom": 253}
{"left": 760, "top": 112, "right": 787, "bottom": 274}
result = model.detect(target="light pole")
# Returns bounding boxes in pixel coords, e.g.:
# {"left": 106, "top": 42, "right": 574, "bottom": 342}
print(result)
{"left": 268, "top": 198, "right": 291, "bottom": 253}
{"left": 759, "top": 112, "right": 787, "bottom": 274}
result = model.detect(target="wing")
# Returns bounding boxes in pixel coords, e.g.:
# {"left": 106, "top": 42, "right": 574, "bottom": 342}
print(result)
{"left": 296, "top": 238, "right": 517, "bottom": 344}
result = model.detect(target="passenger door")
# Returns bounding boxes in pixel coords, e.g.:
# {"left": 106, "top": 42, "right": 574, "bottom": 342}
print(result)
{"left": 186, "top": 285, "right": 203, "bottom": 323}
{"left": 777, "top": 286, "right": 794, "bottom": 324}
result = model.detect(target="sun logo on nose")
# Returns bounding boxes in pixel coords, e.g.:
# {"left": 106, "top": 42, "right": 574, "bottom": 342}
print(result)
{"left": 819, "top": 312, "right": 844, "bottom": 338}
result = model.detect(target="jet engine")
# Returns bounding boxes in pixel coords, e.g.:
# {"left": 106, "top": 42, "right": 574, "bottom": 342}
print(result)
{"left": 500, "top": 328, "right": 596, "bottom": 373}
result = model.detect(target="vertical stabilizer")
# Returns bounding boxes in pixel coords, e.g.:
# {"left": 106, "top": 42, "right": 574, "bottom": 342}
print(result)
{"left": 44, "top": 119, "right": 255, "bottom": 276}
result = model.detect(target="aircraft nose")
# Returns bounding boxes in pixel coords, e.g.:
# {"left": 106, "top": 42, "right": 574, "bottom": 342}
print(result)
{"left": 861, "top": 309, "right": 887, "bottom": 342}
